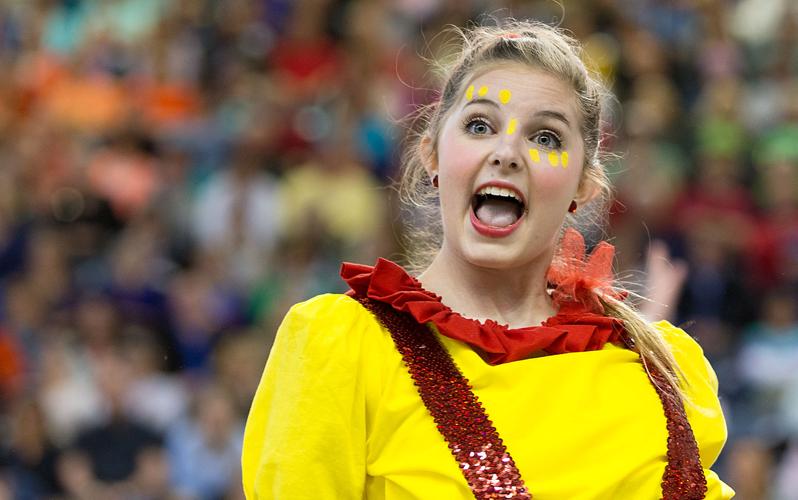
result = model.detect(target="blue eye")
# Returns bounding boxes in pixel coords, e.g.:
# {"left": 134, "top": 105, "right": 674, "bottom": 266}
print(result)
{"left": 464, "top": 117, "right": 493, "bottom": 135}
{"left": 532, "top": 130, "right": 562, "bottom": 149}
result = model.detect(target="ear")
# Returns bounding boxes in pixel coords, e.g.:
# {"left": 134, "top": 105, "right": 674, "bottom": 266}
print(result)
{"left": 419, "top": 134, "right": 437, "bottom": 178}
{"left": 575, "top": 169, "right": 600, "bottom": 205}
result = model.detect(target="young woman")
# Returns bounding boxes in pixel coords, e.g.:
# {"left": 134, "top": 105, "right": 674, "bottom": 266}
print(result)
{"left": 242, "top": 21, "right": 734, "bottom": 499}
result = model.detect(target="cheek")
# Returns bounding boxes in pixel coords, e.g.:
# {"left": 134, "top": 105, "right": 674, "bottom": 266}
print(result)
{"left": 532, "top": 161, "right": 583, "bottom": 201}
{"left": 438, "top": 133, "right": 479, "bottom": 175}
{"left": 438, "top": 171, "right": 472, "bottom": 217}
{"left": 437, "top": 134, "right": 483, "bottom": 198}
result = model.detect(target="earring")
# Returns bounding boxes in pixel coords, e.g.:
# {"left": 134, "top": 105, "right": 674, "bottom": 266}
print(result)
{"left": 568, "top": 200, "right": 577, "bottom": 213}
{"left": 432, "top": 175, "right": 438, "bottom": 188}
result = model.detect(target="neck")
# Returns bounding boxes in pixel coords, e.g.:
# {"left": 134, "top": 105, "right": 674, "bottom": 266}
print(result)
{"left": 417, "top": 245, "right": 556, "bottom": 328}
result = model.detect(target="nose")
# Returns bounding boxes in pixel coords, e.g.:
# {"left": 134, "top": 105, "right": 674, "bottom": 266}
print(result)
{"left": 488, "top": 140, "right": 522, "bottom": 171}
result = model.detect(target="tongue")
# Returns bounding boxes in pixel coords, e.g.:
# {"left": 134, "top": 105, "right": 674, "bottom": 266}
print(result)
{"left": 475, "top": 199, "right": 520, "bottom": 227}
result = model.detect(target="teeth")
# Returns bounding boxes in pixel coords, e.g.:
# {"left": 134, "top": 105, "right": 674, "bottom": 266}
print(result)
{"left": 476, "top": 185, "right": 522, "bottom": 203}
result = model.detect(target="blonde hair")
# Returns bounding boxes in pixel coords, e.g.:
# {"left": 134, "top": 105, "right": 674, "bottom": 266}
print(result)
{"left": 399, "top": 20, "right": 688, "bottom": 400}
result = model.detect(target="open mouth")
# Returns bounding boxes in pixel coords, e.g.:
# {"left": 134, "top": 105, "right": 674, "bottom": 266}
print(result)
{"left": 471, "top": 185, "right": 526, "bottom": 228}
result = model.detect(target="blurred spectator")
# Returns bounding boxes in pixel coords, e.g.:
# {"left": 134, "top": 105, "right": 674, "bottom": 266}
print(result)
{"left": 212, "top": 328, "right": 271, "bottom": 416}
{"left": 677, "top": 221, "right": 756, "bottom": 330}
{"left": 725, "top": 438, "right": 774, "bottom": 500}
{"left": 104, "top": 218, "right": 173, "bottom": 342}
{"left": 84, "top": 130, "right": 162, "bottom": 220}
{"left": 190, "top": 137, "right": 281, "bottom": 292}
{"left": 167, "top": 263, "right": 246, "bottom": 374}
{"left": 37, "top": 334, "right": 103, "bottom": 448}
{"left": 58, "top": 350, "right": 165, "bottom": 498}
{"left": 736, "top": 289, "right": 798, "bottom": 441}
{"left": 166, "top": 384, "right": 245, "bottom": 500}
{"left": 279, "top": 140, "right": 386, "bottom": 262}
{"left": 746, "top": 86, "right": 798, "bottom": 291}
{"left": 121, "top": 326, "right": 189, "bottom": 433}
{"left": 2, "top": 399, "right": 63, "bottom": 499}
{"left": 73, "top": 294, "right": 120, "bottom": 358}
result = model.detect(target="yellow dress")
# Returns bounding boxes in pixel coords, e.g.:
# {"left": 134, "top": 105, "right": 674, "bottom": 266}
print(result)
{"left": 242, "top": 293, "right": 735, "bottom": 499}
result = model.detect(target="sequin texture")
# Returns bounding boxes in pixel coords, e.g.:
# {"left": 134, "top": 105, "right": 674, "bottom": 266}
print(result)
{"left": 621, "top": 335, "right": 708, "bottom": 500}
{"left": 355, "top": 297, "right": 531, "bottom": 499}
{"left": 649, "top": 365, "right": 708, "bottom": 499}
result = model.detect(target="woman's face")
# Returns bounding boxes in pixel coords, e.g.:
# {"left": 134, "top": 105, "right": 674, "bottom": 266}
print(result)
{"left": 428, "top": 63, "right": 589, "bottom": 271}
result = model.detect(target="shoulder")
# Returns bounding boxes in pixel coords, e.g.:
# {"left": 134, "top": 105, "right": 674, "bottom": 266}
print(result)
{"left": 283, "top": 293, "right": 370, "bottom": 325}
{"left": 652, "top": 319, "right": 707, "bottom": 356}
{"left": 650, "top": 320, "right": 719, "bottom": 394}
{"left": 271, "top": 293, "right": 386, "bottom": 364}
{"left": 243, "top": 295, "right": 376, "bottom": 497}
{"left": 651, "top": 319, "right": 701, "bottom": 350}
{"left": 651, "top": 321, "right": 729, "bottom": 469}
{"left": 280, "top": 293, "right": 384, "bottom": 335}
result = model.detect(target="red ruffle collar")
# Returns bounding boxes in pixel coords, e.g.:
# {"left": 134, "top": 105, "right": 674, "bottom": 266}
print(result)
{"left": 341, "top": 257, "right": 626, "bottom": 365}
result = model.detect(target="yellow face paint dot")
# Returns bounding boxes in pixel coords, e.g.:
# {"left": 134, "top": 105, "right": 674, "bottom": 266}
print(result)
{"left": 478, "top": 85, "right": 488, "bottom": 97}
{"left": 506, "top": 118, "right": 517, "bottom": 135}
{"left": 561, "top": 151, "right": 569, "bottom": 168}
{"left": 498, "top": 89, "right": 511, "bottom": 104}
{"left": 465, "top": 85, "right": 474, "bottom": 100}
{"left": 548, "top": 152, "right": 559, "bottom": 167}
{"left": 529, "top": 148, "right": 540, "bottom": 163}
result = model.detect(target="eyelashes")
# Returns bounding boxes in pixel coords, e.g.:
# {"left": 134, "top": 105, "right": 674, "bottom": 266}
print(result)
{"left": 462, "top": 114, "right": 494, "bottom": 135}
{"left": 461, "top": 114, "right": 564, "bottom": 150}
{"left": 532, "top": 130, "right": 562, "bottom": 150}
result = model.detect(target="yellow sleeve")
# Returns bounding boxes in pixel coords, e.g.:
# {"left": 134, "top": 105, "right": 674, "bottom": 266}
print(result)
{"left": 241, "top": 294, "right": 370, "bottom": 499}
{"left": 654, "top": 321, "right": 736, "bottom": 499}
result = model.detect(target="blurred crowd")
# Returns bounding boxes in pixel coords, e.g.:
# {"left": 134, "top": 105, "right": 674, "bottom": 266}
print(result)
{"left": 0, "top": 0, "right": 795, "bottom": 498}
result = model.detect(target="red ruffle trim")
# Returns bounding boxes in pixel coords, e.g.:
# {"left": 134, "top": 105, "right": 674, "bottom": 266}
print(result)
{"left": 341, "top": 258, "right": 625, "bottom": 365}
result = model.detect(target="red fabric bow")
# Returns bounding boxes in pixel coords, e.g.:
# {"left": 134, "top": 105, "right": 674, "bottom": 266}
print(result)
{"left": 546, "top": 228, "right": 626, "bottom": 314}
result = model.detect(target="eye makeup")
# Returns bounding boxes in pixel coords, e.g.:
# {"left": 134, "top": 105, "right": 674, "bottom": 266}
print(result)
{"left": 528, "top": 148, "right": 570, "bottom": 168}
{"left": 506, "top": 118, "right": 518, "bottom": 135}
{"left": 460, "top": 85, "right": 572, "bottom": 169}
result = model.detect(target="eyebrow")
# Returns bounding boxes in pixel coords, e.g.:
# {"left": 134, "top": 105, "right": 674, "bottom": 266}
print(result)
{"left": 463, "top": 99, "right": 572, "bottom": 127}
{"left": 533, "top": 110, "right": 571, "bottom": 127}
{"left": 464, "top": 98, "right": 500, "bottom": 109}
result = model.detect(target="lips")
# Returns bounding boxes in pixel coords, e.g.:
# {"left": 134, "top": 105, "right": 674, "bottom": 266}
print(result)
{"left": 470, "top": 181, "right": 526, "bottom": 237}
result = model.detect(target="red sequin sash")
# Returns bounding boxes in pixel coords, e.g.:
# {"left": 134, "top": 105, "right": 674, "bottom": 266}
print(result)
{"left": 354, "top": 295, "right": 707, "bottom": 499}
{"left": 355, "top": 296, "right": 531, "bottom": 499}
{"left": 620, "top": 335, "right": 708, "bottom": 499}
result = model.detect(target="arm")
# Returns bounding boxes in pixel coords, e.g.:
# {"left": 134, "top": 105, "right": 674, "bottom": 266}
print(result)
{"left": 242, "top": 294, "right": 368, "bottom": 499}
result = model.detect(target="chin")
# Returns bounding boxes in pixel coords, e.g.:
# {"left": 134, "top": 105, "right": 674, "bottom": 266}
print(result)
{"left": 451, "top": 216, "right": 559, "bottom": 272}
{"left": 458, "top": 240, "right": 531, "bottom": 271}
